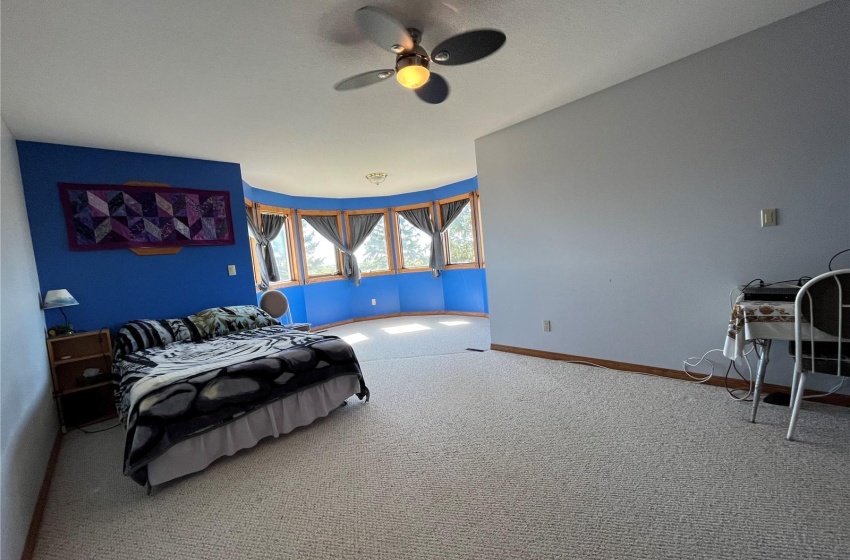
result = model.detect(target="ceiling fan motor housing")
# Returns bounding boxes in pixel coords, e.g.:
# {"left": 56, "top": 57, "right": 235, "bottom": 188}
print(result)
{"left": 395, "top": 45, "right": 431, "bottom": 88}
{"left": 396, "top": 44, "right": 429, "bottom": 67}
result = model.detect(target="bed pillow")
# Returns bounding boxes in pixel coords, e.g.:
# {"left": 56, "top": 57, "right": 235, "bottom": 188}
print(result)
{"left": 113, "top": 319, "right": 184, "bottom": 362}
{"left": 163, "top": 318, "right": 202, "bottom": 344}
{"left": 186, "top": 305, "right": 279, "bottom": 339}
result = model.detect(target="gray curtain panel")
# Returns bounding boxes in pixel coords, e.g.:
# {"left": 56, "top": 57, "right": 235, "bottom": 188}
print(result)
{"left": 399, "top": 207, "right": 443, "bottom": 277}
{"left": 246, "top": 208, "right": 270, "bottom": 289}
{"left": 437, "top": 200, "right": 470, "bottom": 270}
{"left": 304, "top": 214, "right": 382, "bottom": 286}
{"left": 400, "top": 200, "right": 470, "bottom": 277}
{"left": 346, "top": 213, "right": 383, "bottom": 286}
{"left": 259, "top": 212, "right": 286, "bottom": 284}
{"left": 302, "top": 214, "right": 349, "bottom": 274}
{"left": 439, "top": 199, "right": 469, "bottom": 235}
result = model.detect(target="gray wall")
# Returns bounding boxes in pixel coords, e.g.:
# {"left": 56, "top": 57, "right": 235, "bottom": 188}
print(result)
{"left": 1, "top": 118, "right": 58, "bottom": 560}
{"left": 475, "top": 0, "right": 849, "bottom": 391}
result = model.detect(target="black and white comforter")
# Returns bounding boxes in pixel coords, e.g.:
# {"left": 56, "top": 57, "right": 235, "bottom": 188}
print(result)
{"left": 115, "top": 325, "right": 368, "bottom": 486}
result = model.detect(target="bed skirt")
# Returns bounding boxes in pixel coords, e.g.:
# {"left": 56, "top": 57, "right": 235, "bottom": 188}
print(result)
{"left": 146, "top": 374, "right": 362, "bottom": 486}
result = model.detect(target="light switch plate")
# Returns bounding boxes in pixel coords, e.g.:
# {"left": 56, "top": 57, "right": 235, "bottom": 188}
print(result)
{"left": 760, "top": 208, "right": 777, "bottom": 227}
{"left": 227, "top": 264, "right": 236, "bottom": 276}
{"left": 543, "top": 320, "right": 551, "bottom": 332}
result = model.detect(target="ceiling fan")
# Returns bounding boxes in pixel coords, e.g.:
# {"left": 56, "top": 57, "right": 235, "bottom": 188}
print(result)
{"left": 334, "top": 6, "right": 506, "bottom": 104}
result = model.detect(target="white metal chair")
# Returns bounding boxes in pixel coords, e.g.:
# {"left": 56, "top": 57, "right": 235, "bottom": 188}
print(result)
{"left": 787, "top": 269, "right": 850, "bottom": 440}
{"left": 259, "top": 290, "right": 294, "bottom": 325}
{"left": 258, "top": 290, "right": 311, "bottom": 332}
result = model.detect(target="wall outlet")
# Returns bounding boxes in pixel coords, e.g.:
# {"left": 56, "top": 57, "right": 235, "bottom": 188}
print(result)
{"left": 371, "top": 298, "right": 377, "bottom": 306}
{"left": 227, "top": 264, "right": 236, "bottom": 276}
{"left": 543, "top": 320, "right": 551, "bottom": 332}
{"left": 760, "top": 208, "right": 777, "bottom": 227}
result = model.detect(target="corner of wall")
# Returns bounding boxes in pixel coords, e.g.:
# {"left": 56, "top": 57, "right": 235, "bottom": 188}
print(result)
{"left": 1, "top": 119, "right": 59, "bottom": 560}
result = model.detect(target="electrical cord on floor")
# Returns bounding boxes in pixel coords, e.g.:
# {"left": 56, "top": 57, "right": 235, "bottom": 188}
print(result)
{"left": 681, "top": 345, "right": 755, "bottom": 400}
{"left": 725, "top": 359, "right": 753, "bottom": 402}
{"left": 77, "top": 422, "right": 122, "bottom": 434}
{"left": 556, "top": 359, "right": 674, "bottom": 382}
{"left": 559, "top": 353, "right": 758, "bottom": 404}
{"left": 801, "top": 378, "right": 847, "bottom": 400}
{"left": 683, "top": 349, "right": 725, "bottom": 383}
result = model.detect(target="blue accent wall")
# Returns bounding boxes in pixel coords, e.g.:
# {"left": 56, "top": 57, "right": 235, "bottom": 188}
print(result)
{"left": 14, "top": 139, "right": 486, "bottom": 332}
{"left": 17, "top": 142, "right": 257, "bottom": 331}
{"left": 442, "top": 268, "right": 488, "bottom": 313}
{"left": 248, "top": 176, "right": 489, "bottom": 326}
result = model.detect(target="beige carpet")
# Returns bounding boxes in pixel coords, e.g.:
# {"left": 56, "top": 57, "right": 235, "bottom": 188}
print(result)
{"left": 33, "top": 318, "right": 850, "bottom": 559}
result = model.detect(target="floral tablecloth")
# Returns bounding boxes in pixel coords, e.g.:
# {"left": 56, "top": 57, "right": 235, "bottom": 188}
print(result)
{"left": 723, "top": 299, "right": 837, "bottom": 359}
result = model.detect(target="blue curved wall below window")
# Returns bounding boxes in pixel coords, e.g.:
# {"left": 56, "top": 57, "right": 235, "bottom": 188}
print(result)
{"left": 246, "top": 177, "right": 488, "bottom": 327}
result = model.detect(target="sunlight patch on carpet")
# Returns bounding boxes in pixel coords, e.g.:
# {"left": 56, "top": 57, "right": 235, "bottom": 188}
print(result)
{"left": 382, "top": 323, "right": 431, "bottom": 334}
{"left": 341, "top": 333, "right": 369, "bottom": 344}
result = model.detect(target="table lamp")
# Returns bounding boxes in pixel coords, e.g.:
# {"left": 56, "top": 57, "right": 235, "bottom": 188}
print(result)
{"left": 42, "top": 289, "right": 79, "bottom": 336}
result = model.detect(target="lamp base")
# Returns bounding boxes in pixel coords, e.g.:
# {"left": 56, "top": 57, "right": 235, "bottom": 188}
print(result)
{"left": 47, "top": 324, "right": 75, "bottom": 337}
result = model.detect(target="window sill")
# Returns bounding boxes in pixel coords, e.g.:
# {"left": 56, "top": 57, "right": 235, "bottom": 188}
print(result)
{"left": 397, "top": 267, "right": 432, "bottom": 274}
{"left": 268, "top": 280, "right": 301, "bottom": 289}
{"left": 360, "top": 270, "right": 395, "bottom": 278}
{"left": 443, "top": 263, "right": 480, "bottom": 270}
{"left": 305, "top": 274, "right": 345, "bottom": 284}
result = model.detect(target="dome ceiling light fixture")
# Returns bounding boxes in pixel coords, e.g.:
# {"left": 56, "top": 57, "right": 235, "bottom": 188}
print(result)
{"left": 333, "top": 6, "right": 507, "bottom": 105}
{"left": 366, "top": 172, "right": 388, "bottom": 186}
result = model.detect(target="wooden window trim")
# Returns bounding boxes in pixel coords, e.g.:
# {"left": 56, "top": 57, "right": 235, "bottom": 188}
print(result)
{"left": 436, "top": 192, "right": 480, "bottom": 269}
{"left": 344, "top": 208, "right": 393, "bottom": 277}
{"left": 245, "top": 200, "right": 264, "bottom": 292}
{"left": 254, "top": 203, "right": 302, "bottom": 288}
{"left": 298, "top": 209, "right": 345, "bottom": 284}
{"left": 436, "top": 192, "right": 473, "bottom": 205}
{"left": 392, "top": 202, "right": 433, "bottom": 273}
{"left": 474, "top": 191, "right": 485, "bottom": 267}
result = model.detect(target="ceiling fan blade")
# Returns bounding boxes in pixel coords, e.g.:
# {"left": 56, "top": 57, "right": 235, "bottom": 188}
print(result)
{"left": 431, "top": 29, "right": 506, "bottom": 66}
{"left": 415, "top": 73, "right": 449, "bottom": 104}
{"left": 334, "top": 69, "right": 395, "bottom": 91}
{"left": 355, "top": 6, "right": 414, "bottom": 53}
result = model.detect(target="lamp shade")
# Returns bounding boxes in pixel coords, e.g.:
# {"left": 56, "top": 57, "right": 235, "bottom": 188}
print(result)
{"left": 42, "top": 289, "right": 79, "bottom": 309}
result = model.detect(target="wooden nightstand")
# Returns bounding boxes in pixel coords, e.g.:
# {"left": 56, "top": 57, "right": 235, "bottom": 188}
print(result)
{"left": 46, "top": 330, "right": 116, "bottom": 432}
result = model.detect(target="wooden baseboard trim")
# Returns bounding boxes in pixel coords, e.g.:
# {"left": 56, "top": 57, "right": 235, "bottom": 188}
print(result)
{"left": 490, "top": 344, "right": 850, "bottom": 408}
{"left": 21, "top": 430, "right": 62, "bottom": 560}
{"left": 312, "top": 311, "right": 488, "bottom": 332}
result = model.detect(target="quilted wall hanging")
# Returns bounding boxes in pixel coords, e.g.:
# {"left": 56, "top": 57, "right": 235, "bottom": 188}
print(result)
{"left": 58, "top": 183, "right": 235, "bottom": 251}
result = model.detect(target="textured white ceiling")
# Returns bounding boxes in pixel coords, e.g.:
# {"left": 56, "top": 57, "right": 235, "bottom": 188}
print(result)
{"left": 1, "top": 0, "right": 828, "bottom": 197}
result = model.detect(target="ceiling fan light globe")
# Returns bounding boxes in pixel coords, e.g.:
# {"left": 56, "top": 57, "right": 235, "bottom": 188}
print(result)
{"left": 397, "top": 65, "right": 430, "bottom": 89}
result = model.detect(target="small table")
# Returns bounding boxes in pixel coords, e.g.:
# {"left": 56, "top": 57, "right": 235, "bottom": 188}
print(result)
{"left": 46, "top": 330, "right": 116, "bottom": 432}
{"left": 724, "top": 299, "right": 837, "bottom": 422}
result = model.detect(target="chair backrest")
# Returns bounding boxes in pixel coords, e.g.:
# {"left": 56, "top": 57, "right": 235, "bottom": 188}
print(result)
{"left": 798, "top": 270, "right": 850, "bottom": 339}
{"left": 795, "top": 269, "right": 849, "bottom": 376}
{"left": 258, "top": 290, "right": 289, "bottom": 319}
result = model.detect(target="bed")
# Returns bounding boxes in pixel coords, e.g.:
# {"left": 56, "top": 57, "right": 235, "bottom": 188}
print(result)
{"left": 112, "top": 305, "right": 369, "bottom": 490}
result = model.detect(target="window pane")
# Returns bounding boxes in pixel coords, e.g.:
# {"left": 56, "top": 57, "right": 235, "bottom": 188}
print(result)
{"left": 302, "top": 219, "right": 339, "bottom": 276}
{"left": 354, "top": 217, "right": 389, "bottom": 273}
{"left": 398, "top": 214, "right": 431, "bottom": 269}
{"left": 445, "top": 203, "right": 475, "bottom": 264}
{"left": 268, "top": 226, "right": 293, "bottom": 282}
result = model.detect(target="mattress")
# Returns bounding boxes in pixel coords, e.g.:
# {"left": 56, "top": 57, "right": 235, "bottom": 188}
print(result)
{"left": 114, "top": 324, "right": 368, "bottom": 486}
{"left": 147, "top": 374, "right": 361, "bottom": 486}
